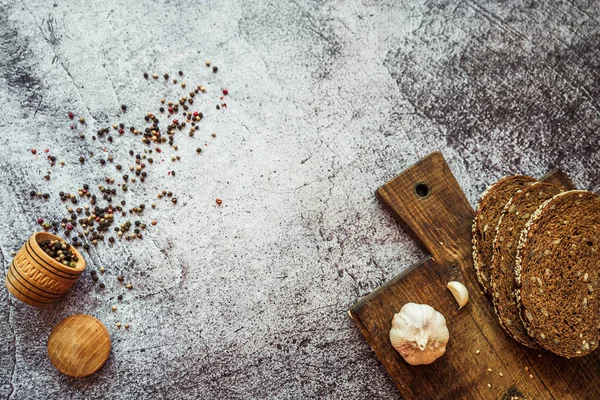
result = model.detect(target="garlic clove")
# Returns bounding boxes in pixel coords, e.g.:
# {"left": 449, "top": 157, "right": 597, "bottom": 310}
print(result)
{"left": 447, "top": 281, "right": 469, "bottom": 309}
{"left": 390, "top": 303, "right": 449, "bottom": 365}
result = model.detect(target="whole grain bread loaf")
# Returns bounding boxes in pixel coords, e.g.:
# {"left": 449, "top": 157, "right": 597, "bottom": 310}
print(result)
{"left": 473, "top": 175, "right": 537, "bottom": 294}
{"left": 515, "top": 190, "right": 600, "bottom": 358}
{"left": 490, "top": 182, "right": 563, "bottom": 348}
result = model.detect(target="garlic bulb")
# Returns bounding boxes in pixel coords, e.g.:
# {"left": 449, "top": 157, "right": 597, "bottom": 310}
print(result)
{"left": 447, "top": 281, "right": 469, "bottom": 309}
{"left": 389, "top": 303, "right": 449, "bottom": 365}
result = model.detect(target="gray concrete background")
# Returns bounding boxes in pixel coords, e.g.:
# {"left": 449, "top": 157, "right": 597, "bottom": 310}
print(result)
{"left": 1, "top": 0, "right": 599, "bottom": 399}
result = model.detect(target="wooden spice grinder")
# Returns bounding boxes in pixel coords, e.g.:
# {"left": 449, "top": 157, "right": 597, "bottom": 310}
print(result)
{"left": 5, "top": 231, "right": 86, "bottom": 307}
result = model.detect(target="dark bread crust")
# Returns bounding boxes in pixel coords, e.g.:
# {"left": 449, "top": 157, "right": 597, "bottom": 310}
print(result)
{"left": 490, "top": 182, "right": 562, "bottom": 349}
{"left": 515, "top": 190, "right": 600, "bottom": 358}
{"left": 473, "top": 175, "right": 537, "bottom": 294}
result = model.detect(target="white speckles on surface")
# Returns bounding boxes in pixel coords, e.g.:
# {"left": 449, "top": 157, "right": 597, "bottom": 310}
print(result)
{"left": 0, "top": 0, "right": 599, "bottom": 399}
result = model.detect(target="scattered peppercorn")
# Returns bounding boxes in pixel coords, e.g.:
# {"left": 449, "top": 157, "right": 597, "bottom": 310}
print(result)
{"left": 213, "top": 66, "right": 218, "bottom": 72}
{"left": 38, "top": 239, "right": 79, "bottom": 267}
{"left": 143, "top": 72, "right": 149, "bottom": 79}
{"left": 121, "top": 104, "right": 127, "bottom": 112}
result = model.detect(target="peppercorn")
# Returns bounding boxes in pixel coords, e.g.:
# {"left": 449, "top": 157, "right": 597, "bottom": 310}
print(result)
{"left": 196, "top": 148, "right": 202, "bottom": 153}
{"left": 164, "top": 73, "right": 169, "bottom": 79}
{"left": 121, "top": 104, "right": 127, "bottom": 112}
{"left": 118, "top": 294, "right": 123, "bottom": 301}
{"left": 30, "top": 190, "right": 36, "bottom": 196}
{"left": 178, "top": 70, "right": 183, "bottom": 76}
{"left": 117, "top": 275, "right": 124, "bottom": 282}
{"left": 213, "top": 66, "right": 218, "bottom": 73}
{"left": 79, "top": 157, "right": 85, "bottom": 163}
{"left": 143, "top": 72, "right": 149, "bottom": 79}
{"left": 92, "top": 275, "right": 99, "bottom": 282}
{"left": 172, "top": 198, "right": 177, "bottom": 204}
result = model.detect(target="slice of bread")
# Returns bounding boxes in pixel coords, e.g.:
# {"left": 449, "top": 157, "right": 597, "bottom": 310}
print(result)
{"left": 490, "top": 182, "right": 563, "bottom": 348}
{"left": 473, "top": 175, "right": 537, "bottom": 294}
{"left": 515, "top": 190, "right": 600, "bottom": 358}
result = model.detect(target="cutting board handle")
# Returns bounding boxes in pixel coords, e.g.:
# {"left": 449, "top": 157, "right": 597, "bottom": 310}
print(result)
{"left": 376, "top": 151, "right": 474, "bottom": 267}
{"left": 376, "top": 152, "right": 576, "bottom": 269}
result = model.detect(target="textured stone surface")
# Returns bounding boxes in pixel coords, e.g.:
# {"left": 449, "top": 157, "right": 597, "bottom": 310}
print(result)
{"left": 0, "top": 0, "right": 599, "bottom": 398}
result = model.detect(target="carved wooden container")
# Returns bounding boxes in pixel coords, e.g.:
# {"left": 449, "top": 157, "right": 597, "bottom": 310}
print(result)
{"left": 5, "top": 231, "right": 86, "bottom": 307}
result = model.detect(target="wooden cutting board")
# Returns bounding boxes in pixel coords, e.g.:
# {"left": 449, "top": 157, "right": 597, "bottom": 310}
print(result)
{"left": 349, "top": 151, "right": 600, "bottom": 400}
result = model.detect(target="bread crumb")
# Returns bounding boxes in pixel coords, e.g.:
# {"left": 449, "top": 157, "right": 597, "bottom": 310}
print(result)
{"left": 499, "top": 372, "right": 503, "bottom": 377}
{"left": 487, "top": 368, "right": 492, "bottom": 372}
{"left": 476, "top": 349, "right": 481, "bottom": 354}
{"left": 529, "top": 374, "right": 534, "bottom": 379}
{"left": 487, "top": 383, "right": 492, "bottom": 388}
{"left": 525, "top": 366, "right": 529, "bottom": 371}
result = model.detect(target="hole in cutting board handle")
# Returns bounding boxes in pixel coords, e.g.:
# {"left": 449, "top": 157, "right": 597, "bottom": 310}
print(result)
{"left": 414, "top": 182, "right": 431, "bottom": 199}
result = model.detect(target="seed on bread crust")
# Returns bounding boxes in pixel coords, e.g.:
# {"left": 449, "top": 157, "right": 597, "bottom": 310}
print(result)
{"left": 515, "top": 190, "right": 600, "bottom": 358}
{"left": 473, "top": 175, "right": 537, "bottom": 294}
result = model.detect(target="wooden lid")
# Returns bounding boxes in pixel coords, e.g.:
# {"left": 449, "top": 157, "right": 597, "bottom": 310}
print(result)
{"left": 47, "top": 314, "right": 111, "bottom": 378}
